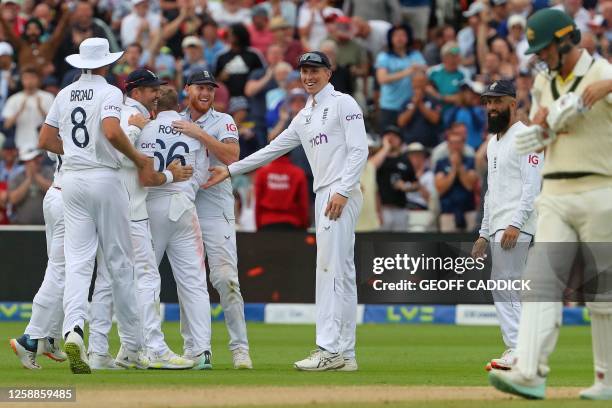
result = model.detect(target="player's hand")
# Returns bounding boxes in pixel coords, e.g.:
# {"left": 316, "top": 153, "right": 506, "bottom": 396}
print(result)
{"left": 531, "top": 107, "right": 549, "bottom": 127}
{"left": 471, "top": 237, "right": 488, "bottom": 259}
{"left": 137, "top": 155, "right": 157, "bottom": 185}
{"left": 202, "top": 165, "right": 230, "bottom": 189}
{"left": 325, "top": 193, "right": 348, "bottom": 221}
{"left": 582, "top": 79, "right": 612, "bottom": 109}
{"left": 172, "top": 120, "right": 202, "bottom": 139}
{"left": 500, "top": 225, "right": 520, "bottom": 250}
{"left": 167, "top": 159, "right": 193, "bottom": 183}
{"left": 128, "top": 113, "right": 149, "bottom": 130}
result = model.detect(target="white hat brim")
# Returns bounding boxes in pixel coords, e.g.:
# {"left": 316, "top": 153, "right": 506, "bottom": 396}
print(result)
{"left": 65, "top": 50, "right": 124, "bottom": 69}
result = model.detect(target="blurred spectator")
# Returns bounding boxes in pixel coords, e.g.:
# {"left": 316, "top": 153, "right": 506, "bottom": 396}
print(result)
{"left": 327, "top": 16, "right": 368, "bottom": 78}
{"left": 552, "top": 0, "right": 590, "bottom": 33}
{"left": 298, "top": 0, "right": 343, "bottom": 51}
{"left": 178, "top": 36, "right": 207, "bottom": 87}
{"left": 515, "top": 68, "right": 532, "bottom": 123}
{"left": 356, "top": 134, "right": 382, "bottom": 232}
{"left": 2, "top": 66, "right": 53, "bottom": 154}
{"left": 1, "top": 0, "right": 26, "bottom": 37}
{"left": 375, "top": 24, "right": 426, "bottom": 132}
{"left": 320, "top": 39, "right": 353, "bottom": 94}
{"left": 7, "top": 148, "right": 52, "bottom": 225}
{"left": 259, "top": 0, "right": 297, "bottom": 27}
{"left": 352, "top": 16, "right": 392, "bottom": 59}
{"left": 200, "top": 18, "right": 226, "bottom": 73}
{"left": 603, "top": 2, "right": 612, "bottom": 43}
{"left": 507, "top": 14, "right": 528, "bottom": 70}
{"left": 264, "top": 61, "right": 293, "bottom": 130}
{"left": 120, "top": 0, "right": 161, "bottom": 50}
{"left": 399, "top": 0, "right": 431, "bottom": 41}
{"left": 32, "top": 2, "right": 54, "bottom": 37}
{"left": 228, "top": 96, "right": 258, "bottom": 159}
{"left": 112, "top": 43, "right": 145, "bottom": 91}
{"left": 457, "top": 2, "right": 483, "bottom": 74}
{"left": 215, "top": 23, "right": 266, "bottom": 103}
{"left": 343, "top": 0, "right": 402, "bottom": 26}
{"left": 431, "top": 122, "right": 475, "bottom": 167}
{"left": 371, "top": 125, "right": 416, "bottom": 231}
{"left": 245, "top": 44, "right": 284, "bottom": 146}
{"left": 428, "top": 41, "right": 469, "bottom": 117}
{"left": 422, "top": 25, "right": 455, "bottom": 66}
{"left": 0, "top": 42, "right": 18, "bottom": 115}
{"left": 443, "top": 80, "right": 486, "bottom": 150}
{"left": 581, "top": 30, "right": 602, "bottom": 59}
{"left": 0, "top": 138, "right": 21, "bottom": 224}
{"left": 405, "top": 142, "right": 436, "bottom": 231}
{"left": 489, "top": 0, "right": 509, "bottom": 38}
{"left": 211, "top": 0, "right": 251, "bottom": 28}
{"left": 247, "top": 6, "right": 274, "bottom": 55}
{"left": 269, "top": 16, "right": 303, "bottom": 69}
{"left": 254, "top": 154, "right": 309, "bottom": 231}
{"left": 157, "top": 1, "right": 200, "bottom": 59}
{"left": 397, "top": 69, "right": 441, "bottom": 148}
{"left": 434, "top": 131, "right": 478, "bottom": 233}
{"left": 268, "top": 87, "right": 307, "bottom": 142}
{"left": 0, "top": 2, "right": 70, "bottom": 76}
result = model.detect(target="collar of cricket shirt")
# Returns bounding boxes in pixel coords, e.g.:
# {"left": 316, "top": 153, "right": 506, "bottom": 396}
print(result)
{"left": 185, "top": 106, "right": 216, "bottom": 124}
{"left": 156, "top": 110, "right": 181, "bottom": 120}
{"left": 554, "top": 49, "right": 593, "bottom": 85}
{"left": 124, "top": 96, "right": 150, "bottom": 119}
{"left": 306, "top": 83, "right": 334, "bottom": 110}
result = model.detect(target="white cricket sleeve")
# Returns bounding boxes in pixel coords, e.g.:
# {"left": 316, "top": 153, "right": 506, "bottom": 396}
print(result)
{"left": 510, "top": 152, "right": 543, "bottom": 229}
{"left": 228, "top": 118, "right": 301, "bottom": 175}
{"left": 479, "top": 188, "right": 490, "bottom": 239}
{"left": 336, "top": 96, "right": 368, "bottom": 197}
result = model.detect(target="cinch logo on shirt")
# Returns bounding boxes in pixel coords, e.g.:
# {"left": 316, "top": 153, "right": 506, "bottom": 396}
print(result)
{"left": 141, "top": 142, "right": 156, "bottom": 149}
{"left": 309, "top": 133, "right": 328, "bottom": 147}
{"left": 345, "top": 113, "right": 362, "bottom": 121}
{"left": 158, "top": 125, "right": 181, "bottom": 135}
{"left": 104, "top": 105, "right": 121, "bottom": 112}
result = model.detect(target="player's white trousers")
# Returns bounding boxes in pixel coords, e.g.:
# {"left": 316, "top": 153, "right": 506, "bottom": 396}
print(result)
{"left": 515, "top": 188, "right": 612, "bottom": 380}
{"left": 490, "top": 230, "right": 532, "bottom": 349}
{"left": 147, "top": 194, "right": 212, "bottom": 356}
{"left": 314, "top": 183, "right": 363, "bottom": 357}
{"left": 199, "top": 216, "right": 249, "bottom": 351}
{"left": 89, "top": 220, "right": 168, "bottom": 355}
{"left": 25, "top": 187, "right": 64, "bottom": 340}
{"left": 61, "top": 168, "right": 139, "bottom": 352}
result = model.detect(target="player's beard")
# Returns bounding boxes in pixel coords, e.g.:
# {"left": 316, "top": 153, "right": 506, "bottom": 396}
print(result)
{"left": 487, "top": 107, "right": 511, "bottom": 134}
{"left": 190, "top": 97, "right": 212, "bottom": 114}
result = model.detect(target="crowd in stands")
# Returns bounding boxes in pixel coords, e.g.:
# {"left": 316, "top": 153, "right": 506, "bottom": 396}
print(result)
{"left": 0, "top": 0, "right": 609, "bottom": 232}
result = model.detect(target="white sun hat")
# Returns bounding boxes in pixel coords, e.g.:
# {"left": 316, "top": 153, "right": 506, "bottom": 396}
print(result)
{"left": 65, "top": 38, "right": 124, "bottom": 70}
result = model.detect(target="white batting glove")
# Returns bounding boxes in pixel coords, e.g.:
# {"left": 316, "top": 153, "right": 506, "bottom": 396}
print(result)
{"left": 47, "top": 151, "right": 58, "bottom": 162}
{"left": 546, "top": 92, "right": 585, "bottom": 132}
{"left": 515, "top": 125, "right": 557, "bottom": 155}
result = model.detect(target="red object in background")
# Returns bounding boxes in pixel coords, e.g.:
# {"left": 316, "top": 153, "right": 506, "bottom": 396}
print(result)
{"left": 0, "top": 181, "right": 8, "bottom": 225}
{"left": 305, "top": 235, "right": 316, "bottom": 246}
{"left": 247, "top": 266, "right": 265, "bottom": 277}
{"left": 254, "top": 156, "right": 310, "bottom": 230}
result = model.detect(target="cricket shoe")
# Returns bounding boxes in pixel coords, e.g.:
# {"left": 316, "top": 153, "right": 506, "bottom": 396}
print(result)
{"left": 232, "top": 348, "right": 253, "bottom": 369}
{"left": 490, "top": 349, "right": 514, "bottom": 370}
{"left": 188, "top": 350, "right": 212, "bottom": 370}
{"left": 40, "top": 337, "right": 67, "bottom": 362}
{"left": 9, "top": 335, "right": 40, "bottom": 369}
{"left": 89, "top": 352, "right": 123, "bottom": 370}
{"left": 489, "top": 368, "right": 546, "bottom": 400}
{"left": 64, "top": 330, "right": 91, "bottom": 374}
{"left": 148, "top": 351, "right": 194, "bottom": 370}
{"left": 115, "top": 345, "right": 149, "bottom": 369}
{"left": 580, "top": 383, "right": 612, "bottom": 400}
{"left": 294, "top": 349, "right": 345, "bottom": 371}
{"left": 334, "top": 357, "right": 358, "bottom": 372}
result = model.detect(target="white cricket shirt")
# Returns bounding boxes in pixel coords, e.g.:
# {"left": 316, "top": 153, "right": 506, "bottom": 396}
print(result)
{"left": 479, "top": 121, "right": 543, "bottom": 238}
{"left": 229, "top": 83, "right": 368, "bottom": 198}
{"left": 45, "top": 73, "right": 123, "bottom": 171}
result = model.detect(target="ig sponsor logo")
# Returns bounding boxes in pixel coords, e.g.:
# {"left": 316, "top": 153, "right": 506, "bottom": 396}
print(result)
{"left": 226, "top": 123, "right": 237, "bottom": 132}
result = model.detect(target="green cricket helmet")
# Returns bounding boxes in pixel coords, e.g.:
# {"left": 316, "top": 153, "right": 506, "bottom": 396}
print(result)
{"left": 525, "top": 8, "right": 580, "bottom": 55}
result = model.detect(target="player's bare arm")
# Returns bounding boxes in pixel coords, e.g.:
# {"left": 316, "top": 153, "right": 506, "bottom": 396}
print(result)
{"left": 38, "top": 124, "right": 64, "bottom": 155}
{"left": 202, "top": 165, "right": 230, "bottom": 189}
{"left": 582, "top": 79, "right": 612, "bottom": 108}
{"left": 171, "top": 120, "right": 240, "bottom": 165}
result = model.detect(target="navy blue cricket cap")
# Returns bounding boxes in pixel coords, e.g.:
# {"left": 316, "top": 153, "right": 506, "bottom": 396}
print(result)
{"left": 480, "top": 79, "right": 516, "bottom": 98}
{"left": 125, "top": 68, "right": 167, "bottom": 92}
{"left": 186, "top": 69, "right": 219, "bottom": 87}
{"left": 297, "top": 51, "right": 332, "bottom": 69}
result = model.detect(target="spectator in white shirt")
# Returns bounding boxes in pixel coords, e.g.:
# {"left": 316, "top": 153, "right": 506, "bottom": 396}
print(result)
{"left": 210, "top": 0, "right": 251, "bottom": 28}
{"left": 2, "top": 66, "right": 54, "bottom": 155}
{"left": 120, "top": 0, "right": 161, "bottom": 49}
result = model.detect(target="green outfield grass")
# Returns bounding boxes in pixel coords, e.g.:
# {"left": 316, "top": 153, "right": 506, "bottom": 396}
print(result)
{"left": 0, "top": 322, "right": 602, "bottom": 407}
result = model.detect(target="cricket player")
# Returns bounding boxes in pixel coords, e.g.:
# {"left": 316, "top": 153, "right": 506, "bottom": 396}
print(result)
{"left": 171, "top": 69, "right": 252, "bottom": 369}
{"left": 88, "top": 70, "right": 194, "bottom": 370}
{"left": 201, "top": 51, "right": 368, "bottom": 371}
{"left": 488, "top": 9, "right": 612, "bottom": 400}
{"left": 144, "top": 86, "right": 213, "bottom": 370}
{"left": 9, "top": 152, "right": 67, "bottom": 369}
{"left": 37, "top": 38, "right": 163, "bottom": 374}
{"left": 471, "top": 80, "right": 543, "bottom": 371}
